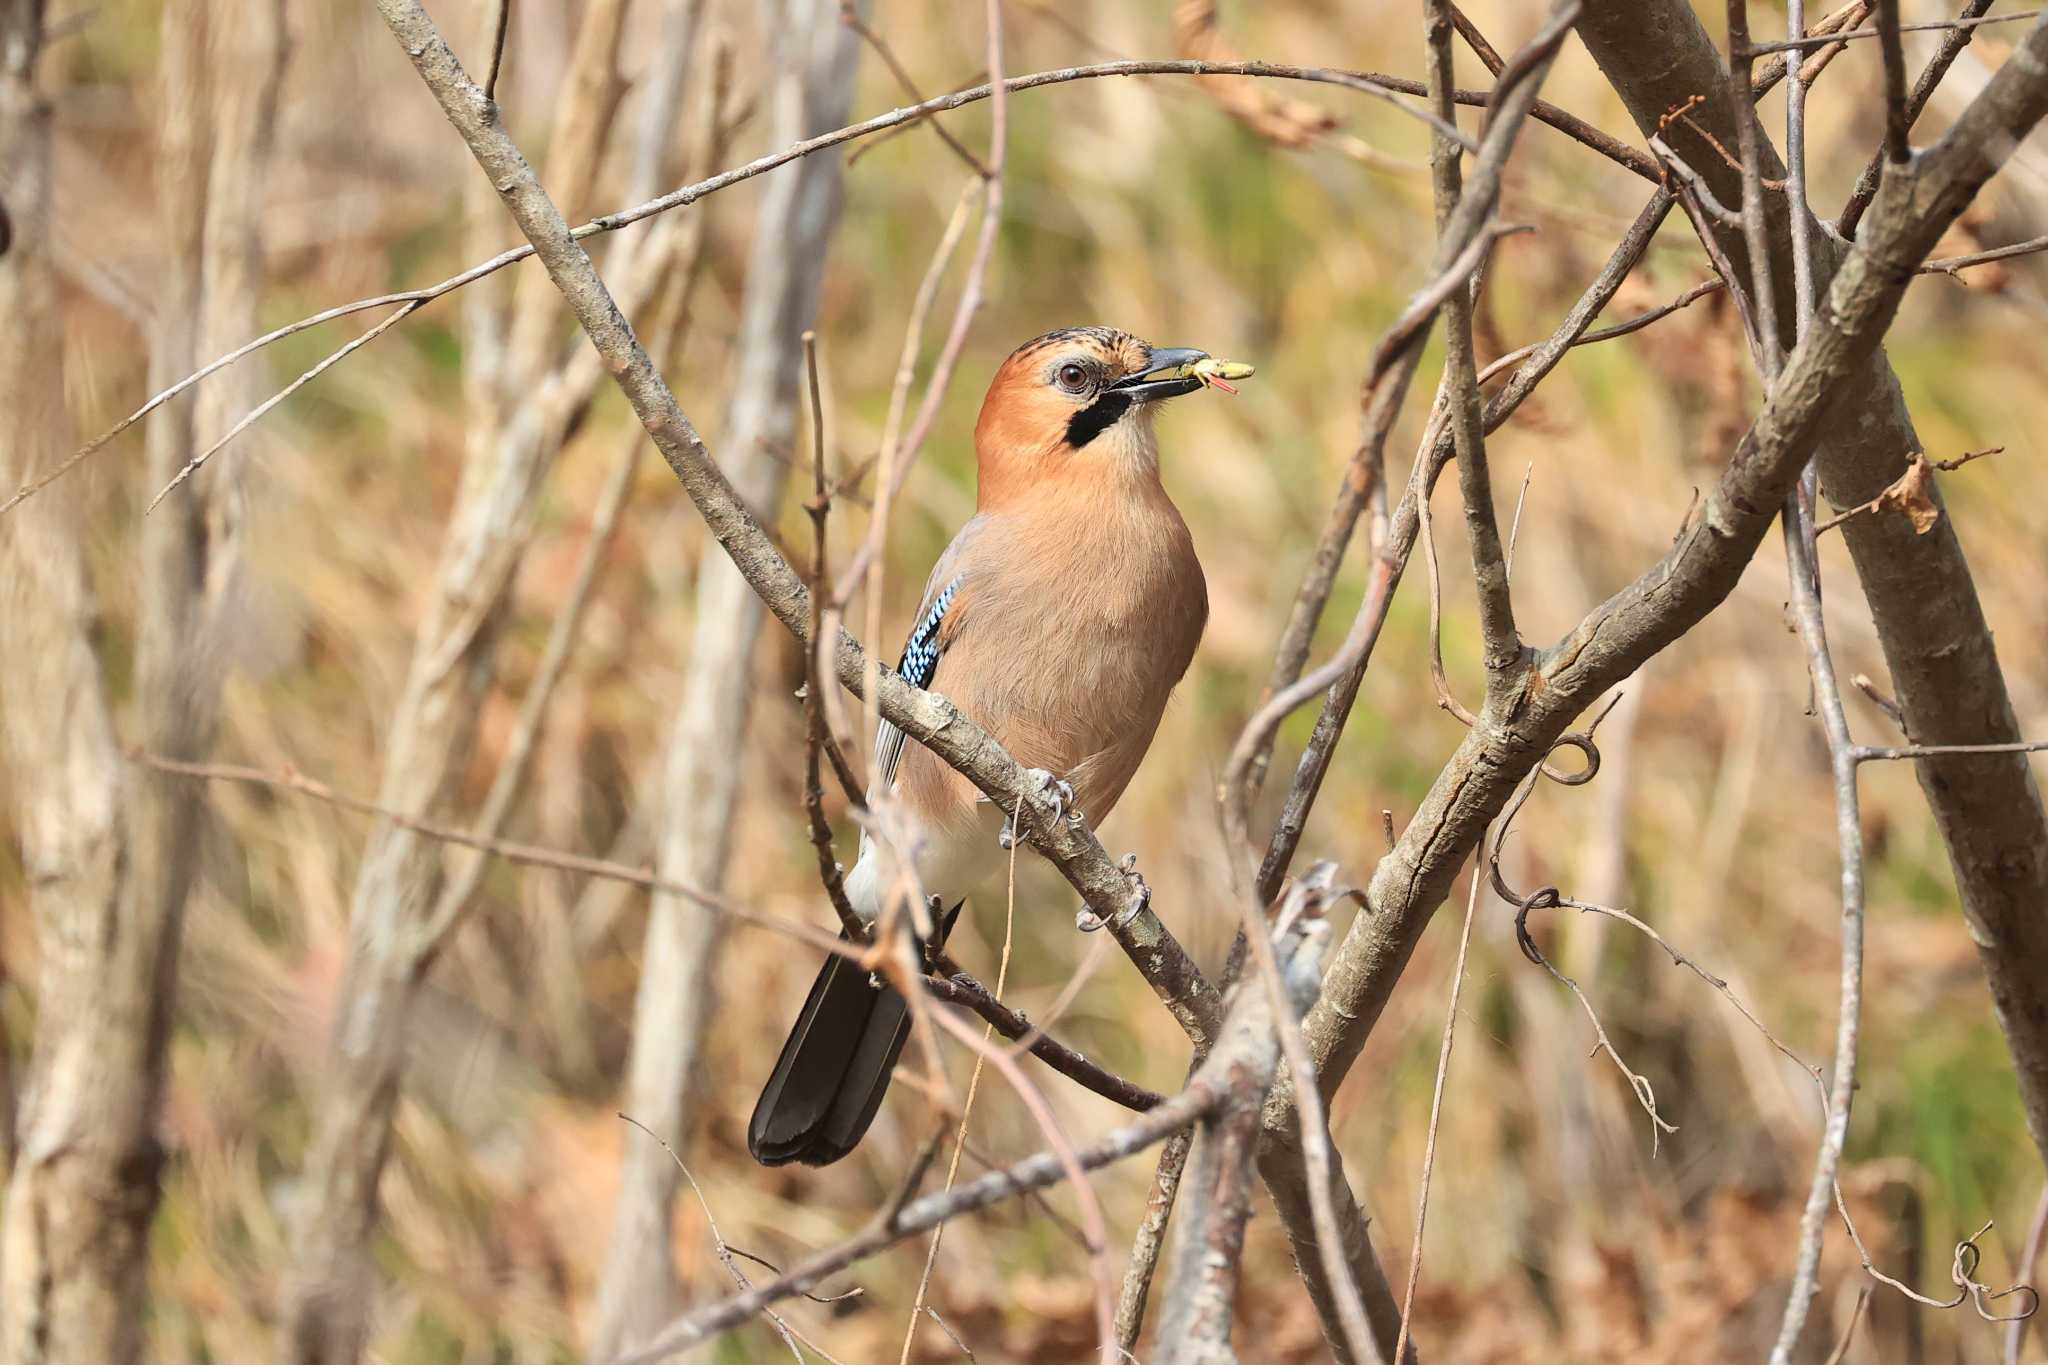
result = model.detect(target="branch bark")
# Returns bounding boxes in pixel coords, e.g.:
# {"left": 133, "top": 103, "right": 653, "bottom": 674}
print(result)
{"left": 1576, "top": 0, "right": 2048, "bottom": 1174}
{"left": 1155, "top": 926, "right": 1326, "bottom": 1364}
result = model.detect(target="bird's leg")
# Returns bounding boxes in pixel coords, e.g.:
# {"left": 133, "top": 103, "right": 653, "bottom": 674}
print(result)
{"left": 1077, "top": 852, "right": 1150, "bottom": 932}
{"left": 999, "top": 768, "right": 1076, "bottom": 849}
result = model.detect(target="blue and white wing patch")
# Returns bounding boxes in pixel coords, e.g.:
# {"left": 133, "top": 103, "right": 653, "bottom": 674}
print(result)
{"left": 898, "top": 577, "right": 958, "bottom": 690}
{"left": 875, "top": 575, "right": 962, "bottom": 790}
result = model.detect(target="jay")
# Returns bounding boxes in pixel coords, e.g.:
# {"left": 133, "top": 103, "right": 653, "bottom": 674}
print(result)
{"left": 749, "top": 326, "right": 1236, "bottom": 1166}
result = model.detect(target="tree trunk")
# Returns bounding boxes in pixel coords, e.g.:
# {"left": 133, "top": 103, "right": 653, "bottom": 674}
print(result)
{"left": 589, "top": 1, "right": 858, "bottom": 1353}
{"left": 1575, "top": 0, "right": 2048, "bottom": 1173}
{"left": 0, "top": 1, "right": 271, "bottom": 1357}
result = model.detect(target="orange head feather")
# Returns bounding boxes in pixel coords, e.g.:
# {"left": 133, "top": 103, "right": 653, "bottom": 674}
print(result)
{"left": 972, "top": 327, "right": 1221, "bottom": 510}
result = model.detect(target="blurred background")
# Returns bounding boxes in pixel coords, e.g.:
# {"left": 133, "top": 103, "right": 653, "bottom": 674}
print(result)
{"left": 3, "top": 0, "right": 2047, "bottom": 1360}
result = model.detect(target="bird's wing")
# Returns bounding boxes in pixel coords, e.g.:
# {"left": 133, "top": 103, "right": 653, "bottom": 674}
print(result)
{"left": 872, "top": 519, "right": 981, "bottom": 795}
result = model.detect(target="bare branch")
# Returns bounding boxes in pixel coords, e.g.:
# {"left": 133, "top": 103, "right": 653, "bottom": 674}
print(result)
{"left": 921, "top": 974, "right": 1163, "bottom": 1112}
{"left": 618, "top": 1116, "right": 813, "bottom": 1363}
{"left": 1748, "top": 4, "right": 2033, "bottom": 54}
{"left": 133, "top": 752, "right": 845, "bottom": 950}
{"left": 482, "top": 0, "right": 511, "bottom": 101}
{"left": 611, "top": 928, "right": 1317, "bottom": 1365}
{"left": 1256, "top": 183, "right": 1674, "bottom": 906}
{"left": 1581, "top": 0, "right": 2048, "bottom": 1177}
{"left": 1812, "top": 446, "right": 2000, "bottom": 535}
{"left": 11, "top": 52, "right": 1670, "bottom": 518}
{"left": 1839, "top": 1, "right": 2000, "bottom": 238}
{"left": 1425, "top": 0, "right": 1530, "bottom": 690}
{"left": 1297, "top": 0, "right": 2048, "bottom": 1187}
{"left": 1728, "top": 1, "right": 1786, "bottom": 376}
{"left": 1877, "top": 0, "right": 1913, "bottom": 164}
{"left": 839, "top": 2, "right": 989, "bottom": 175}
{"left": 1390, "top": 851, "right": 1483, "bottom": 1365}
{"left": 1114, "top": 1126, "right": 1193, "bottom": 1352}
{"left": 1712, "top": 10, "right": 1882, "bottom": 1338}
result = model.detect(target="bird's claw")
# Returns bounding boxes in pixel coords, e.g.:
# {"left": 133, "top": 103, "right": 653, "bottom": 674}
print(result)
{"left": 1077, "top": 857, "right": 1150, "bottom": 932}
{"left": 1001, "top": 769, "right": 1077, "bottom": 848}
{"left": 1028, "top": 768, "right": 1075, "bottom": 824}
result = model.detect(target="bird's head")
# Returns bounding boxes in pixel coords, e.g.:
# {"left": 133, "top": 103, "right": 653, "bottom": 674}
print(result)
{"left": 973, "top": 326, "right": 1233, "bottom": 504}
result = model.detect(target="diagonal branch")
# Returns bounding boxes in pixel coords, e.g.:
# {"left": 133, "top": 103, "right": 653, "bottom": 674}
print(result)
{"left": 368, "top": 0, "right": 1225, "bottom": 1057}
{"left": 11, "top": 53, "right": 1675, "bottom": 519}
{"left": 609, "top": 921, "right": 1323, "bottom": 1365}
{"left": 1294, "top": 0, "right": 2048, "bottom": 1189}
{"left": 1579, "top": 0, "right": 2048, "bottom": 1176}
{"left": 1424, "top": 0, "right": 1535, "bottom": 691}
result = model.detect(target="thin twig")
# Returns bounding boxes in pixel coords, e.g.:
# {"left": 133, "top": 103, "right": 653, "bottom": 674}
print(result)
{"left": 1113, "top": 1125, "right": 1192, "bottom": 1352}
{"left": 12, "top": 54, "right": 1647, "bottom": 518}
{"left": 798, "top": 333, "right": 868, "bottom": 941}
{"left": 1823, "top": 1287, "right": 1870, "bottom": 1365}
{"left": 135, "top": 751, "right": 851, "bottom": 953}
{"left": 1839, "top": 0, "right": 2000, "bottom": 238}
{"left": 1766, "top": 494, "right": 1867, "bottom": 1365}
{"left": 1877, "top": 0, "right": 1912, "bottom": 164}
{"left": 1255, "top": 186, "right": 1677, "bottom": 903}
{"left": 604, "top": 995, "right": 1264, "bottom": 1364}
{"left": 1417, "top": 456, "right": 1478, "bottom": 728}
{"left": 926, "top": 1003, "right": 1121, "bottom": 1365}
{"left": 1478, "top": 233, "right": 2048, "bottom": 391}
{"left": 1786, "top": 0, "right": 1818, "bottom": 345}
{"left": 902, "top": 787, "right": 1022, "bottom": 1365}
{"left": 1426, "top": 0, "right": 1525, "bottom": 693}
{"left": 1747, "top": 4, "right": 2036, "bottom": 53}
{"left": 1503, "top": 462, "right": 1533, "bottom": 582}
{"left": 1926, "top": 232, "right": 2048, "bottom": 274}
{"left": 1728, "top": 0, "right": 1785, "bottom": 377}
{"left": 840, "top": 3, "right": 989, "bottom": 175}
{"left": 143, "top": 301, "right": 418, "bottom": 513}
{"left": 921, "top": 974, "right": 1162, "bottom": 1112}
{"left": 1391, "top": 847, "right": 1484, "bottom": 1364}
{"left": 617, "top": 1115, "right": 812, "bottom": 1364}
{"left": 2006, "top": 1184, "right": 2048, "bottom": 1364}
{"left": 483, "top": 0, "right": 512, "bottom": 101}
{"left": 1853, "top": 738, "right": 2048, "bottom": 761}
{"left": 1813, "top": 446, "right": 2003, "bottom": 535}
{"left": 1493, "top": 760, "right": 1679, "bottom": 1154}
{"left": 1218, "top": 220, "right": 1519, "bottom": 857}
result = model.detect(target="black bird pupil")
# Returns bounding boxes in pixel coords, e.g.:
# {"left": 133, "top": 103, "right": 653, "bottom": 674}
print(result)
{"left": 1061, "top": 365, "right": 1084, "bottom": 388}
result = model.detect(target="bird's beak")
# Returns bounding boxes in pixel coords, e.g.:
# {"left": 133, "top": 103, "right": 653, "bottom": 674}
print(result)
{"left": 1108, "top": 347, "right": 1212, "bottom": 403}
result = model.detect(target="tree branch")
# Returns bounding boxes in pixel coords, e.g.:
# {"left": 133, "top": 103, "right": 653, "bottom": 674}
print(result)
{"left": 1579, "top": 0, "right": 2048, "bottom": 1175}
{"left": 1297, "top": 0, "right": 2048, "bottom": 1176}
{"left": 609, "top": 922, "right": 1322, "bottom": 1365}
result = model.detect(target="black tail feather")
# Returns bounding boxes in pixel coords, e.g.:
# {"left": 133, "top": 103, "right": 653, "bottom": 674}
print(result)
{"left": 747, "top": 906, "right": 958, "bottom": 1167}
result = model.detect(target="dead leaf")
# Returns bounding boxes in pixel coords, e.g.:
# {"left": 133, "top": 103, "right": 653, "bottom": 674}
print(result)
{"left": 1877, "top": 454, "right": 1942, "bottom": 535}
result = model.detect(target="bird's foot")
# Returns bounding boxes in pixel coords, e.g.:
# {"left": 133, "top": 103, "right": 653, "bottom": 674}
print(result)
{"left": 1077, "top": 853, "right": 1151, "bottom": 933}
{"left": 1000, "top": 769, "right": 1077, "bottom": 848}
{"left": 1029, "top": 768, "right": 1075, "bottom": 824}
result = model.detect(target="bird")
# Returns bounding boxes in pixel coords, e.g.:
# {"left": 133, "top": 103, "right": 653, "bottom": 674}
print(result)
{"left": 748, "top": 326, "right": 1241, "bottom": 1167}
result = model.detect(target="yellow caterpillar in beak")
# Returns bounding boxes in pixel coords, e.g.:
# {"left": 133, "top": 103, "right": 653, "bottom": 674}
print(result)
{"left": 1151, "top": 356, "right": 1256, "bottom": 395}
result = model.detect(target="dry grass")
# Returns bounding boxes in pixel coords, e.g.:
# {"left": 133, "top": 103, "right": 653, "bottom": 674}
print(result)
{"left": 3, "top": 0, "right": 2045, "bottom": 1360}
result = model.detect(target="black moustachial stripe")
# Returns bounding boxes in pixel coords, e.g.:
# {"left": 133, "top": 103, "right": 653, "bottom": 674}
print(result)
{"left": 1065, "top": 390, "right": 1132, "bottom": 450}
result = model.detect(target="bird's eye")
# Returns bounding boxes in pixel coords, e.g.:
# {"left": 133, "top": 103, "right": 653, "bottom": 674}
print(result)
{"left": 1056, "top": 362, "right": 1090, "bottom": 393}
